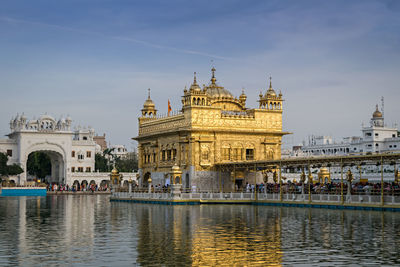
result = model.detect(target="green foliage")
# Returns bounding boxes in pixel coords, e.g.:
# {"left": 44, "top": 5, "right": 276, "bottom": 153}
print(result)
{"left": 95, "top": 153, "right": 109, "bottom": 172}
{"left": 95, "top": 150, "right": 138, "bottom": 172}
{"left": 115, "top": 152, "right": 138, "bottom": 172}
{"left": 7, "top": 163, "right": 24, "bottom": 175}
{"left": 27, "top": 152, "right": 51, "bottom": 179}
{"left": 0, "top": 152, "right": 24, "bottom": 177}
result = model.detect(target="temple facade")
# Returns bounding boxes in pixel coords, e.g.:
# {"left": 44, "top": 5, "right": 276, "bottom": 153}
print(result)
{"left": 134, "top": 68, "right": 289, "bottom": 191}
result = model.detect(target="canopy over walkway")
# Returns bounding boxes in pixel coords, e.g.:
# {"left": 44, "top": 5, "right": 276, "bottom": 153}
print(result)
{"left": 216, "top": 152, "right": 400, "bottom": 171}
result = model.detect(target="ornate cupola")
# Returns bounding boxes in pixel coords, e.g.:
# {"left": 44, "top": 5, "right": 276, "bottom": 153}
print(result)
{"left": 182, "top": 72, "right": 208, "bottom": 108}
{"left": 259, "top": 77, "right": 283, "bottom": 111}
{"left": 141, "top": 88, "right": 157, "bottom": 117}
{"left": 239, "top": 89, "right": 247, "bottom": 106}
{"left": 371, "top": 104, "right": 384, "bottom": 127}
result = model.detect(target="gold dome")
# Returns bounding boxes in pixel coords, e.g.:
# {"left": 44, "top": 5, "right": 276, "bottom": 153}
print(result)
{"left": 143, "top": 88, "right": 155, "bottom": 108}
{"left": 111, "top": 167, "right": 119, "bottom": 174}
{"left": 265, "top": 77, "right": 276, "bottom": 97}
{"left": 372, "top": 104, "right": 382, "bottom": 118}
{"left": 204, "top": 67, "right": 234, "bottom": 98}
{"left": 239, "top": 89, "right": 247, "bottom": 100}
{"left": 171, "top": 164, "right": 181, "bottom": 171}
{"left": 206, "top": 86, "right": 234, "bottom": 98}
{"left": 319, "top": 167, "right": 329, "bottom": 174}
{"left": 190, "top": 72, "right": 202, "bottom": 92}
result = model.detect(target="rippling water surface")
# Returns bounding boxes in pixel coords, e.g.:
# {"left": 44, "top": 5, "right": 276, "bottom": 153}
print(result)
{"left": 1, "top": 195, "right": 400, "bottom": 266}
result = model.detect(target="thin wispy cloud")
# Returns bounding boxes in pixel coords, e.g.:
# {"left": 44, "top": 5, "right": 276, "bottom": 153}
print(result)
{"left": 0, "top": 16, "right": 230, "bottom": 61}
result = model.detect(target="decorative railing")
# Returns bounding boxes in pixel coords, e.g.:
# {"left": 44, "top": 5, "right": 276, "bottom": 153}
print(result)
{"left": 221, "top": 110, "right": 255, "bottom": 118}
{"left": 112, "top": 185, "right": 400, "bottom": 206}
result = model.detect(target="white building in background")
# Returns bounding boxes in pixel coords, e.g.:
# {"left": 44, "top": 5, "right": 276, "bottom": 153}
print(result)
{"left": 278, "top": 104, "right": 400, "bottom": 183}
{"left": 300, "top": 105, "right": 400, "bottom": 156}
{"left": 0, "top": 114, "right": 137, "bottom": 186}
{"left": 110, "top": 144, "right": 128, "bottom": 159}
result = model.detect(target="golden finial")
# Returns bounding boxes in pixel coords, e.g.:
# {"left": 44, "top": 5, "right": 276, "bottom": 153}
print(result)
{"left": 211, "top": 67, "right": 216, "bottom": 85}
{"left": 193, "top": 72, "right": 197, "bottom": 85}
{"left": 269, "top": 76, "right": 272, "bottom": 89}
{"left": 147, "top": 88, "right": 151, "bottom": 99}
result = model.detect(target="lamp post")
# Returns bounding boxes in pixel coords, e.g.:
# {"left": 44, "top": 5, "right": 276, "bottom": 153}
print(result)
{"left": 128, "top": 178, "right": 132, "bottom": 195}
{"left": 340, "top": 160, "right": 344, "bottom": 204}
{"left": 148, "top": 176, "right": 152, "bottom": 194}
{"left": 346, "top": 169, "right": 353, "bottom": 202}
{"left": 308, "top": 164, "right": 312, "bottom": 204}
{"left": 300, "top": 168, "right": 306, "bottom": 198}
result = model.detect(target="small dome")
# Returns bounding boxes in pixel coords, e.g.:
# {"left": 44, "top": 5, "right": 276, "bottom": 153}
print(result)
{"left": 143, "top": 98, "right": 155, "bottom": 108}
{"left": 239, "top": 90, "right": 247, "bottom": 100}
{"left": 111, "top": 167, "right": 119, "bottom": 174}
{"left": 373, "top": 105, "right": 382, "bottom": 118}
{"left": 190, "top": 83, "right": 202, "bottom": 92}
{"left": 319, "top": 167, "right": 329, "bottom": 174}
{"left": 172, "top": 164, "right": 181, "bottom": 171}
{"left": 189, "top": 72, "right": 202, "bottom": 92}
{"left": 143, "top": 88, "right": 155, "bottom": 108}
{"left": 40, "top": 114, "right": 55, "bottom": 121}
{"left": 265, "top": 77, "right": 277, "bottom": 97}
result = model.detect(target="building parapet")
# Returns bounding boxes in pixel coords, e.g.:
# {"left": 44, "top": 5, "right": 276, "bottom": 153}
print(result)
{"left": 139, "top": 114, "right": 188, "bottom": 136}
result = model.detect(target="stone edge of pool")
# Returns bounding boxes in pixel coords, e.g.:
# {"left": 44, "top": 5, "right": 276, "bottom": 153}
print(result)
{"left": 109, "top": 197, "right": 400, "bottom": 211}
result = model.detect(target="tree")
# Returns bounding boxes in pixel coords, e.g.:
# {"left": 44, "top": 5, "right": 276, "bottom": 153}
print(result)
{"left": 95, "top": 153, "right": 109, "bottom": 172}
{"left": 27, "top": 152, "right": 51, "bottom": 179}
{"left": 115, "top": 152, "right": 138, "bottom": 172}
{"left": 0, "top": 152, "right": 24, "bottom": 183}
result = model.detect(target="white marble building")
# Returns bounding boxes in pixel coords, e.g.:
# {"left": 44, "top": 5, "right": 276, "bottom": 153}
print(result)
{"left": 0, "top": 114, "right": 138, "bottom": 186}
{"left": 300, "top": 105, "right": 400, "bottom": 156}
{"left": 110, "top": 144, "right": 128, "bottom": 159}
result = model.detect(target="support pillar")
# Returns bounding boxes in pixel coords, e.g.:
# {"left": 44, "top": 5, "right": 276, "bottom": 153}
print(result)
{"left": 340, "top": 160, "right": 344, "bottom": 204}
{"left": 279, "top": 164, "right": 282, "bottom": 202}
{"left": 308, "top": 163, "right": 312, "bottom": 203}
{"left": 381, "top": 156, "right": 384, "bottom": 206}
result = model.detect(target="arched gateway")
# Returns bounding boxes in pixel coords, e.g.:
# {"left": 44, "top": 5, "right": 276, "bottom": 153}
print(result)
{"left": 0, "top": 114, "right": 96, "bottom": 185}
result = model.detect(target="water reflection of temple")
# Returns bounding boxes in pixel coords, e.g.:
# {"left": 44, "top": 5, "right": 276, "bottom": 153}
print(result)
{"left": 190, "top": 206, "right": 282, "bottom": 266}
{"left": 133, "top": 204, "right": 283, "bottom": 266}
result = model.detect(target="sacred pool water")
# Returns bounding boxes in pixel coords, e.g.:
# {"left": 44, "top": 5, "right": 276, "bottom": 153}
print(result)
{"left": 0, "top": 195, "right": 399, "bottom": 266}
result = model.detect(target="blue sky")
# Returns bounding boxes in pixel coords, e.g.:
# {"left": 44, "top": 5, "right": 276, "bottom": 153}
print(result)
{"left": 1, "top": 0, "right": 400, "bottom": 149}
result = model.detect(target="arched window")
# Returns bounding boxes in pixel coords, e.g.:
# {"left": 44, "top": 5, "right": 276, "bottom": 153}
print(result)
{"left": 202, "top": 98, "right": 205, "bottom": 105}
{"left": 269, "top": 103, "right": 273, "bottom": 110}
{"left": 193, "top": 97, "right": 196, "bottom": 105}
{"left": 278, "top": 103, "right": 281, "bottom": 109}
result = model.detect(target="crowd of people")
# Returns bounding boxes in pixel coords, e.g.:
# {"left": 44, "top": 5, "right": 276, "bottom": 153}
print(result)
{"left": 237, "top": 181, "right": 400, "bottom": 195}
{"left": 47, "top": 183, "right": 109, "bottom": 192}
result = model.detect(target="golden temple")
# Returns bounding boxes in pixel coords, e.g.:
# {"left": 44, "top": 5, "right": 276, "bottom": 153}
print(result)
{"left": 134, "top": 68, "right": 289, "bottom": 191}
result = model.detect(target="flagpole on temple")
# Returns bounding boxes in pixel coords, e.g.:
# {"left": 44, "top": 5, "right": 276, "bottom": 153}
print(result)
{"left": 168, "top": 100, "right": 172, "bottom": 116}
